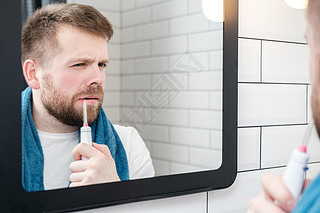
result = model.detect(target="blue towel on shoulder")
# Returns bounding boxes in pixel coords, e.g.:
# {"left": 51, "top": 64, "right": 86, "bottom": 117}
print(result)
{"left": 21, "top": 87, "right": 129, "bottom": 192}
{"left": 292, "top": 172, "right": 320, "bottom": 213}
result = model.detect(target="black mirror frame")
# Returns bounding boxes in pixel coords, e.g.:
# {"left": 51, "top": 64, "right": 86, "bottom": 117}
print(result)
{"left": 0, "top": 0, "right": 238, "bottom": 212}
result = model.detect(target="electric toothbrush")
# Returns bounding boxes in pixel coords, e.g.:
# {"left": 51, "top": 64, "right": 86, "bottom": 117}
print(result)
{"left": 80, "top": 100, "right": 92, "bottom": 160}
{"left": 282, "top": 119, "right": 313, "bottom": 200}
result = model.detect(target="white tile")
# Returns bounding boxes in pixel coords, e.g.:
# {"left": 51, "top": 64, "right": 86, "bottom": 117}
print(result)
{"left": 210, "top": 91, "right": 222, "bottom": 110}
{"left": 152, "top": 36, "right": 187, "bottom": 55}
{"left": 136, "top": 0, "right": 168, "bottom": 8}
{"left": 261, "top": 125, "right": 320, "bottom": 168}
{"left": 140, "top": 124, "right": 169, "bottom": 142}
{"left": 103, "top": 91, "right": 120, "bottom": 106}
{"left": 188, "top": 0, "right": 202, "bottom": 13}
{"left": 80, "top": 192, "right": 207, "bottom": 213}
{"left": 238, "top": 127, "right": 260, "bottom": 171}
{"left": 169, "top": 14, "right": 209, "bottom": 35}
{"left": 100, "top": 11, "right": 121, "bottom": 27}
{"left": 144, "top": 140, "right": 152, "bottom": 154}
{"left": 189, "top": 147, "right": 222, "bottom": 169}
{"left": 208, "top": 168, "right": 285, "bottom": 213}
{"left": 102, "top": 107, "right": 120, "bottom": 123}
{"left": 189, "top": 110, "right": 222, "bottom": 130}
{"left": 107, "top": 59, "right": 120, "bottom": 75}
{"left": 134, "top": 90, "right": 170, "bottom": 107}
{"left": 121, "top": 60, "right": 135, "bottom": 74}
{"left": 121, "top": 75, "right": 151, "bottom": 90}
{"left": 306, "top": 163, "right": 320, "bottom": 179}
{"left": 170, "top": 127, "right": 210, "bottom": 147}
{"left": 170, "top": 162, "right": 208, "bottom": 175}
{"left": 238, "top": 84, "right": 307, "bottom": 126}
{"left": 121, "top": 27, "right": 136, "bottom": 43}
{"left": 119, "top": 106, "right": 152, "bottom": 130}
{"left": 121, "top": 91, "right": 135, "bottom": 106}
{"left": 262, "top": 41, "right": 310, "bottom": 83}
{"left": 209, "top": 22, "right": 223, "bottom": 31}
{"left": 149, "top": 73, "right": 188, "bottom": 92}
{"left": 209, "top": 50, "right": 223, "bottom": 71}
{"left": 188, "top": 30, "right": 223, "bottom": 52}
{"left": 238, "top": 38, "right": 261, "bottom": 82}
{"left": 152, "top": 0, "right": 188, "bottom": 21}
{"left": 152, "top": 159, "right": 170, "bottom": 176}
{"left": 136, "top": 56, "right": 168, "bottom": 73}
{"left": 108, "top": 43, "right": 120, "bottom": 60}
{"left": 308, "top": 85, "right": 312, "bottom": 120}
{"left": 136, "top": 21, "right": 169, "bottom": 40}
{"left": 122, "top": 41, "right": 151, "bottom": 59}
{"left": 122, "top": 7, "right": 151, "bottom": 27}
{"left": 169, "top": 91, "right": 209, "bottom": 109}
{"left": 110, "top": 27, "right": 120, "bottom": 44}
{"left": 105, "top": 76, "right": 120, "bottom": 90}
{"left": 210, "top": 130, "right": 222, "bottom": 150}
{"left": 239, "top": 0, "right": 307, "bottom": 43}
{"left": 121, "top": 0, "right": 136, "bottom": 11}
{"left": 151, "top": 108, "right": 189, "bottom": 126}
{"left": 189, "top": 71, "right": 222, "bottom": 90}
{"left": 73, "top": 0, "right": 120, "bottom": 11}
{"left": 169, "top": 52, "right": 209, "bottom": 71}
{"left": 152, "top": 142, "right": 189, "bottom": 163}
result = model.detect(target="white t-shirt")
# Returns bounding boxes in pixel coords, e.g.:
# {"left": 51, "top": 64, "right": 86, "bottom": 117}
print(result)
{"left": 38, "top": 125, "right": 155, "bottom": 190}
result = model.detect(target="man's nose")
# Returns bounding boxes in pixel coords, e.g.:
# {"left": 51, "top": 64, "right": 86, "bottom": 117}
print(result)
{"left": 86, "top": 65, "right": 104, "bottom": 87}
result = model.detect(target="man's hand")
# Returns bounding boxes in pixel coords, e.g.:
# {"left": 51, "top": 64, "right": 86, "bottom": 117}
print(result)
{"left": 247, "top": 173, "right": 297, "bottom": 213}
{"left": 69, "top": 142, "right": 120, "bottom": 187}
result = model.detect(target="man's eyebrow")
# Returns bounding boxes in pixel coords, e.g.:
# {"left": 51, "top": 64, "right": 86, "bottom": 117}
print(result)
{"left": 99, "top": 59, "right": 109, "bottom": 64}
{"left": 68, "top": 58, "right": 109, "bottom": 64}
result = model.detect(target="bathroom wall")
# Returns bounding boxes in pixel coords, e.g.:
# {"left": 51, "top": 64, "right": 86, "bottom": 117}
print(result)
{"left": 117, "top": 0, "right": 223, "bottom": 175}
{"left": 72, "top": 0, "right": 320, "bottom": 212}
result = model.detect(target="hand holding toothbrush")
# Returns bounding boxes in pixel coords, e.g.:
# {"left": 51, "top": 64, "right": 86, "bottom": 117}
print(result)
{"left": 69, "top": 100, "right": 120, "bottom": 187}
{"left": 247, "top": 120, "right": 314, "bottom": 212}
{"left": 69, "top": 142, "right": 120, "bottom": 187}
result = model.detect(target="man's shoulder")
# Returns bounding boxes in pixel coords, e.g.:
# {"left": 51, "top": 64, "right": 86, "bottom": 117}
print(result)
{"left": 113, "top": 124, "right": 136, "bottom": 136}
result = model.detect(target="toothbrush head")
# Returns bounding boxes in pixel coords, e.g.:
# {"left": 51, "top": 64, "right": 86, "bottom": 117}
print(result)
{"left": 83, "top": 100, "right": 88, "bottom": 126}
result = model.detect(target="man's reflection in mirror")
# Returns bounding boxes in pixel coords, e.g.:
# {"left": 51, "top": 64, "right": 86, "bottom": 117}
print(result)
{"left": 21, "top": 3, "right": 155, "bottom": 192}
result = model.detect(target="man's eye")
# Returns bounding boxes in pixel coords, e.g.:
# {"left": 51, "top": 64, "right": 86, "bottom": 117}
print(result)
{"left": 98, "top": 63, "right": 107, "bottom": 68}
{"left": 73, "top": 63, "right": 84, "bottom": 67}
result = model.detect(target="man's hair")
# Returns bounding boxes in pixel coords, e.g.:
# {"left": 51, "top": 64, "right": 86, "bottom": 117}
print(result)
{"left": 21, "top": 3, "right": 113, "bottom": 66}
{"left": 307, "top": 0, "right": 320, "bottom": 30}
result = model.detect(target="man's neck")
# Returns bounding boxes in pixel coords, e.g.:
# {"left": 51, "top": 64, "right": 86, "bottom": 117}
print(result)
{"left": 32, "top": 91, "right": 78, "bottom": 133}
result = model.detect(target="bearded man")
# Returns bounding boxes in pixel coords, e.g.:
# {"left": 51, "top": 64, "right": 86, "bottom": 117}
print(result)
{"left": 21, "top": 3, "right": 154, "bottom": 192}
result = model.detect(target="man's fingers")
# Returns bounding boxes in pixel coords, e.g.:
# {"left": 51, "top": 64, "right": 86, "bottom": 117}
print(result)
{"left": 92, "top": 142, "right": 113, "bottom": 160}
{"left": 262, "top": 173, "right": 296, "bottom": 212}
{"left": 69, "top": 182, "right": 82, "bottom": 187}
{"left": 248, "top": 193, "right": 287, "bottom": 213}
{"left": 70, "top": 172, "right": 84, "bottom": 182}
{"left": 72, "top": 142, "right": 96, "bottom": 160}
{"left": 69, "top": 160, "right": 86, "bottom": 172}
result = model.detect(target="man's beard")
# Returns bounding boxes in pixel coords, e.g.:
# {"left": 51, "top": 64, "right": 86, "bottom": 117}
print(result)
{"left": 41, "top": 75, "right": 104, "bottom": 127}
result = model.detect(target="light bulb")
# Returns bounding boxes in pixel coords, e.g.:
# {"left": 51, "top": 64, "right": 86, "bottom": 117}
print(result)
{"left": 202, "top": 0, "right": 224, "bottom": 22}
{"left": 284, "top": 0, "right": 307, "bottom": 9}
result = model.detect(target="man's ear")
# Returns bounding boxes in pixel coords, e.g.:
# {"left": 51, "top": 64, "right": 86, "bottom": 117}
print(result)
{"left": 23, "top": 60, "right": 40, "bottom": 89}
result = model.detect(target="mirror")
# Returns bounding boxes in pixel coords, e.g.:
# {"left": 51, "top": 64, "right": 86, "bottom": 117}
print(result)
{"left": 67, "top": 0, "right": 224, "bottom": 177}
{"left": 0, "top": 0, "right": 237, "bottom": 211}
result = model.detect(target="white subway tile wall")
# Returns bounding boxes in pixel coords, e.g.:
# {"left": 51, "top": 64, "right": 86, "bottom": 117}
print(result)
{"left": 69, "top": 0, "right": 320, "bottom": 212}
{"left": 118, "top": 0, "right": 223, "bottom": 176}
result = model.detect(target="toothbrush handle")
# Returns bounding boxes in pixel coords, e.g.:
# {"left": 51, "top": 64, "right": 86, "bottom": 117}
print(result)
{"left": 282, "top": 149, "right": 309, "bottom": 200}
{"left": 80, "top": 126, "right": 92, "bottom": 160}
